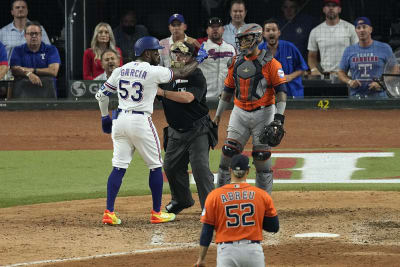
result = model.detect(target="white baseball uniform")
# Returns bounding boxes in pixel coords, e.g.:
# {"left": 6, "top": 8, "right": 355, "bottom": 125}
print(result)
{"left": 198, "top": 39, "right": 236, "bottom": 100}
{"left": 100, "top": 61, "right": 173, "bottom": 169}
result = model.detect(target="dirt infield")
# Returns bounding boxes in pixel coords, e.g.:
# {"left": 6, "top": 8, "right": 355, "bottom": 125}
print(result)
{"left": 1, "top": 109, "right": 400, "bottom": 266}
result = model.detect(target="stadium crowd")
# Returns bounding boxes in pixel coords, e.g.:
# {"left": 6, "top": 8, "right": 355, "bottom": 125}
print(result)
{"left": 0, "top": 0, "right": 398, "bottom": 99}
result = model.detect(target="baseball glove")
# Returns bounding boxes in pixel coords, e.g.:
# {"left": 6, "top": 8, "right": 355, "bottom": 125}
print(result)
{"left": 259, "top": 114, "right": 285, "bottom": 147}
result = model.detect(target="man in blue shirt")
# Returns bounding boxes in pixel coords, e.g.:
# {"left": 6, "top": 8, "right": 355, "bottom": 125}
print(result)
{"left": 0, "top": 42, "right": 8, "bottom": 80}
{"left": 10, "top": 21, "right": 60, "bottom": 97}
{"left": 259, "top": 19, "right": 308, "bottom": 98}
{"left": 338, "top": 17, "right": 397, "bottom": 98}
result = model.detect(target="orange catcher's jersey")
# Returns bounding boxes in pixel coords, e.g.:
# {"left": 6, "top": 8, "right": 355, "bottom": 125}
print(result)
{"left": 224, "top": 52, "right": 286, "bottom": 111}
{"left": 201, "top": 182, "right": 277, "bottom": 243}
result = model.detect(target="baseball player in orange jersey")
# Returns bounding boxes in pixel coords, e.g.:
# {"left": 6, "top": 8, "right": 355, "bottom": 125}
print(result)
{"left": 213, "top": 23, "right": 288, "bottom": 195}
{"left": 194, "top": 154, "right": 279, "bottom": 267}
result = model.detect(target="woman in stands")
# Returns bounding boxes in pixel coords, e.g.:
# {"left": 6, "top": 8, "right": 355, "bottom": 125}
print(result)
{"left": 83, "top": 22, "right": 123, "bottom": 80}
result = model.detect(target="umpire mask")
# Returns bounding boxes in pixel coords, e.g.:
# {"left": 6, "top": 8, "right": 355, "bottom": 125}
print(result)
{"left": 170, "top": 41, "right": 193, "bottom": 68}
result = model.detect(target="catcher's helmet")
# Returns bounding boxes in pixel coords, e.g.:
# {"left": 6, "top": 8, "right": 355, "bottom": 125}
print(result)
{"left": 134, "top": 36, "right": 164, "bottom": 57}
{"left": 235, "top": 23, "right": 263, "bottom": 54}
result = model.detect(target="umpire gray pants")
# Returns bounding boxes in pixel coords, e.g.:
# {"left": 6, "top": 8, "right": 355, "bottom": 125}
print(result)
{"left": 163, "top": 126, "right": 215, "bottom": 209}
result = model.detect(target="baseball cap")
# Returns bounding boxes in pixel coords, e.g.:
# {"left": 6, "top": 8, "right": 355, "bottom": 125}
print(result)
{"left": 169, "top": 13, "right": 185, "bottom": 24}
{"left": 230, "top": 154, "right": 250, "bottom": 171}
{"left": 207, "top": 17, "right": 223, "bottom": 27}
{"left": 323, "top": 0, "right": 341, "bottom": 6}
{"left": 354, "top": 17, "right": 372, "bottom": 27}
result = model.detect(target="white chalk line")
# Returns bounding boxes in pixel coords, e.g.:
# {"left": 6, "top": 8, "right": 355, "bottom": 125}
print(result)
{"left": 4, "top": 232, "right": 348, "bottom": 267}
{"left": 2, "top": 243, "right": 198, "bottom": 267}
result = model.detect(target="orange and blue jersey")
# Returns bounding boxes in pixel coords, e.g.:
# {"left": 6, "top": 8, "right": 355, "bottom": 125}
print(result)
{"left": 201, "top": 182, "right": 277, "bottom": 243}
{"left": 224, "top": 52, "right": 286, "bottom": 111}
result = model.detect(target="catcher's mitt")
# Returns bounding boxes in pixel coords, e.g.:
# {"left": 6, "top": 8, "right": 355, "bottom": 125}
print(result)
{"left": 259, "top": 114, "right": 285, "bottom": 147}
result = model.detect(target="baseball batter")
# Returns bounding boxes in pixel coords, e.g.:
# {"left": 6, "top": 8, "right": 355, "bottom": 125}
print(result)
{"left": 95, "top": 36, "right": 209, "bottom": 225}
{"left": 194, "top": 154, "right": 279, "bottom": 267}
{"left": 213, "top": 23, "right": 288, "bottom": 195}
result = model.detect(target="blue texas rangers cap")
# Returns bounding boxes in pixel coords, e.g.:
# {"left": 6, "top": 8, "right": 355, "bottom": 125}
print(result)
{"left": 169, "top": 13, "right": 185, "bottom": 24}
{"left": 231, "top": 154, "right": 250, "bottom": 171}
{"left": 354, "top": 17, "right": 372, "bottom": 27}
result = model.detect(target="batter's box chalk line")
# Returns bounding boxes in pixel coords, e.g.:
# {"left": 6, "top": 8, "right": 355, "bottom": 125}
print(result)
{"left": 294, "top": 232, "right": 340, "bottom": 238}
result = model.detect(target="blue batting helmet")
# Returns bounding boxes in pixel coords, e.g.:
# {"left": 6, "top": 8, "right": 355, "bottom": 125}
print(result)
{"left": 134, "top": 36, "right": 164, "bottom": 57}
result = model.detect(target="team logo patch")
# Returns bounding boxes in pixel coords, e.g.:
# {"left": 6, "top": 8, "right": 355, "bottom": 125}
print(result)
{"left": 201, "top": 208, "right": 206, "bottom": 216}
{"left": 278, "top": 68, "right": 285, "bottom": 78}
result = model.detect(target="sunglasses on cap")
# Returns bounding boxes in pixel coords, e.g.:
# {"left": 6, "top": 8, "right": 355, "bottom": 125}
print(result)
{"left": 208, "top": 17, "right": 223, "bottom": 26}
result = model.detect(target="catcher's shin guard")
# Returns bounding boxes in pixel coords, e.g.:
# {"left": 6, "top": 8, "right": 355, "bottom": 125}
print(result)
{"left": 217, "top": 167, "right": 231, "bottom": 187}
{"left": 254, "top": 159, "right": 273, "bottom": 194}
{"left": 217, "top": 154, "right": 232, "bottom": 187}
{"left": 256, "top": 170, "right": 273, "bottom": 194}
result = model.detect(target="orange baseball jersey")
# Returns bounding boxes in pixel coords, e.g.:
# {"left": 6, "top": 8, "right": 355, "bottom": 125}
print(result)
{"left": 224, "top": 54, "right": 286, "bottom": 111}
{"left": 200, "top": 182, "right": 277, "bottom": 243}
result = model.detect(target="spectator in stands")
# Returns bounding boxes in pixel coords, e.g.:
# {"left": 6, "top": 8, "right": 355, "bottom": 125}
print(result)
{"left": 307, "top": 0, "right": 358, "bottom": 77}
{"left": 9, "top": 21, "right": 60, "bottom": 98}
{"left": 259, "top": 19, "right": 308, "bottom": 98}
{"left": 338, "top": 17, "right": 397, "bottom": 98}
{"left": 222, "top": 0, "right": 247, "bottom": 51}
{"left": 0, "top": 0, "right": 50, "bottom": 60}
{"left": 197, "top": 17, "right": 236, "bottom": 100}
{"left": 276, "top": 0, "right": 319, "bottom": 61}
{"left": 0, "top": 42, "right": 8, "bottom": 80}
{"left": 94, "top": 49, "right": 120, "bottom": 80}
{"left": 83, "top": 22, "right": 123, "bottom": 80}
{"left": 159, "top": 13, "right": 200, "bottom": 67}
{"left": 113, "top": 10, "right": 149, "bottom": 65}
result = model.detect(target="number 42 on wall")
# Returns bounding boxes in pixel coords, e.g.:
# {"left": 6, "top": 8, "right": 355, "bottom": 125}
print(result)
{"left": 317, "top": 99, "right": 329, "bottom": 110}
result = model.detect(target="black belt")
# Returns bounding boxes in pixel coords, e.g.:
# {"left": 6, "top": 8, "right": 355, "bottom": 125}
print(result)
{"left": 221, "top": 240, "right": 260, "bottom": 244}
{"left": 118, "top": 108, "right": 144, "bottom": 115}
{"left": 246, "top": 105, "right": 271, "bottom": 112}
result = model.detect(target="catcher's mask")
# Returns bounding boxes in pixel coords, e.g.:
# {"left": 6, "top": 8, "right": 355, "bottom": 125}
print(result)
{"left": 170, "top": 41, "right": 195, "bottom": 68}
{"left": 235, "top": 23, "right": 263, "bottom": 55}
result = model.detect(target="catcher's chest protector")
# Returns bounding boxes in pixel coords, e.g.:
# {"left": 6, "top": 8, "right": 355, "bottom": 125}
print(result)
{"left": 233, "top": 49, "right": 274, "bottom": 101}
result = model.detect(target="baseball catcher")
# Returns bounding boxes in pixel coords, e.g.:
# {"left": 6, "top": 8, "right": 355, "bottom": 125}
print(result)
{"left": 259, "top": 113, "right": 285, "bottom": 146}
{"left": 213, "top": 23, "right": 288, "bottom": 195}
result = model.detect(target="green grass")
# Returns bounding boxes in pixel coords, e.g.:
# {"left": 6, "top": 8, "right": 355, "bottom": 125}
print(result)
{"left": 272, "top": 183, "right": 400, "bottom": 191}
{"left": 354, "top": 150, "right": 400, "bottom": 179}
{"left": 1, "top": 149, "right": 400, "bottom": 208}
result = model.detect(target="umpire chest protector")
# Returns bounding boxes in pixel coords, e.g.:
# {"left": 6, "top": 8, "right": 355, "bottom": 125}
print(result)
{"left": 232, "top": 49, "right": 273, "bottom": 101}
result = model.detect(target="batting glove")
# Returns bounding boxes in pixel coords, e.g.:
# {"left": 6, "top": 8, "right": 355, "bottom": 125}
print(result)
{"left": 195, "top": 44, "right": 208, "bottom": 64}
{"left": 101, "top": 115, "right": 112, "bottom": 134}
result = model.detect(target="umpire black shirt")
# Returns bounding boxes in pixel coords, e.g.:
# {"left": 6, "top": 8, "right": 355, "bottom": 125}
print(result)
{"left": 159, "top": 68, "right": 209, "bottom": 131}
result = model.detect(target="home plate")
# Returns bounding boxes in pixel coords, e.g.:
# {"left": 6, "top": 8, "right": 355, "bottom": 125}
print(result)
{"left": 294, "top": 233, "right": 340, "bottom": 238}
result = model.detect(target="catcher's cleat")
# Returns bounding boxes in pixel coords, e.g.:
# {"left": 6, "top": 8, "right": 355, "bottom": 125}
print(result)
{"left": 150, "top": 210, "right": 176, "bottom": 224}
{"left": 102, "top": 209, "right": 121, "bottom": 225}
{"left": 165, "top": 200, "right": 195, "bottom": 215}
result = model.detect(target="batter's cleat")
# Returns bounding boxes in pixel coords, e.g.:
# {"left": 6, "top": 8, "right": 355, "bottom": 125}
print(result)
{"left": 150, "top": 210, "right": 176, "bottom": 224}
{"left": 102, "top": 209, "right": 121, "bottom": 225}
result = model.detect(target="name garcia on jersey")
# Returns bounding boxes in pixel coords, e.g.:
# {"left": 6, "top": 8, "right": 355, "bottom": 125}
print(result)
{"left": 221, "top": 190, "right": 255, "bottom": 203}
{"left": 120, "top": 68, "right": 147, "bottom": 79}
